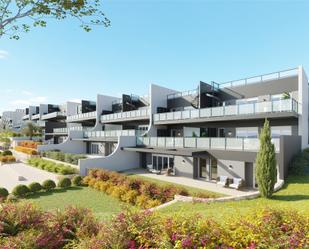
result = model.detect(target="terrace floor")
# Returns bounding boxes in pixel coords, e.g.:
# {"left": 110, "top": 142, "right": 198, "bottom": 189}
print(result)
{"left": 124, "top": 169, "right": 256, "bottom": 196}
{"left": 0, "top": 162, "right": 59, "bottom": 192}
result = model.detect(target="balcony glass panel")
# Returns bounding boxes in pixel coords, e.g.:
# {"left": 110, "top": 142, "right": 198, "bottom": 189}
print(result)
{"left": 226, "top": 138, "right": 243, "bottom": 150}
{"left": 159, "top": 113, "right": 166, "bottom": 121}
{"left": 210, "top": 138, "right": 225, "bottom": 150}
{"left": 158, "top": 137, "right": 166, "bottom": 147}
{"left": 238, "top": 103, "right": 254, "bottom": 115}
{"left": 224, "top": 105, "right": 237, "bottom": 116}
{"left": 184, "top": 137, "right": 196, "bottom": 148}
{"left": 256, "top": 101, "right": 272, "bottom": 113}
{"left": 154, "top": 114, "right": 159, "bottom": 121}
{"left": 196, "top": 138, "right": 210, "bottom": 149}
{"left": 174, "top": 111, "right": 182, "bottom": 120}
{"left": 165, "top": 138, "right": 174, "bottom": 147}
{"left": 272, "top": 99, "right": 291, "bottom": 112}
{"left": 243, "top": 138, "right": 259, "bottom": 151}
{"left": 174, "top": 138, "right": 184, "bottom": 148}
{"left": 211, "top": 107, "right": 224, "bottom": 117}
{"left": 166, "top": 112, "right": 174, "bottom": 120}
{"left": 150, "top": 137, "right": 158, "bottom": 147}
{"left": 190, "top": 110, "right": 199, "bottom": 119}
{"left": 200, "top": 108, "right": 211, "bottom": 118}
{"left": 182, "top": 110, "right": 190, "bottom": 119}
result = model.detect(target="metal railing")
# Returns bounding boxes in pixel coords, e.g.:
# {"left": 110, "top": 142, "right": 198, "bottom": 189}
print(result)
{"left": 53, "top": 126, "right": 92, "bottom": 134}
{"left": 22, "top": 114, "right": 30, "bottom": 120}
{"left": 167, "top": 89, "right": 198, "bottom": 100}
{"left": 32, "top": 114, "right": 40, "bottom": 120}
{"left": 101, "top": 108, "right": 150, "bottom": 122}
{"left": 37, "top": 121, "right": 46, "bottom": 127}
{"left": 137, "top": 137, "right": 280, "bottom": 152}
{"left": 42, "top": 112, "right": 66, "bottom": 120}
{"left": 84, "top": 129, "right": 136, "bottom": 138}
{"left": 219, "top": 68, "right": 298, "bottom": 88}
{"left": 154, "top": 98, "right": 298, "bottom": 123}
{"left": 67, "top": 111, "right": 97, "bottom": 122}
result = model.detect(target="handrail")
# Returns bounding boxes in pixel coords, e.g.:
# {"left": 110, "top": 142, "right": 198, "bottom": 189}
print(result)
{"left": 154, "top": 98, "right": 298, "bottom": 123}
{"left": 67, "top": 111, "right": 97, "bottom": 122}
{"left": 167, "top": 88, "right": 198, "bottom": 100}
{"left": 101, "top": 108, "right": 150, "bottom": 122}
{"left": 137, "top": 137, "right": 280, "bottom": 152}
{"left": 219, "top": 68, "right": 298, "bottom": 88}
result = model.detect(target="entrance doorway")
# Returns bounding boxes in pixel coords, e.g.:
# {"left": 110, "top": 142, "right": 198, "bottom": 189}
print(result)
{"left": 210, "top": 158, "right": 218, "bottom": 180}
{"left": 199, "top": 158, "right": 207, "bottom": 178}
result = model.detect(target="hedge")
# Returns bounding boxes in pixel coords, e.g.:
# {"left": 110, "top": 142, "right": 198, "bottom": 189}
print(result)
{"left": 41, "top": 150, "right": 86, "bottom": 165}
{"left": 18, "top": 141, "right": 41, "bottom": 149}
{"left": 72, "top": 176, "right": 83, "bottom": 186}
{"left": 12, "top": 184, "right": 30, "bottom": 197}
{"left": 28, "top": 182, "right": 42, "bottom": 193}
{"left": 0, "top": 187, "right": 9, "bottom": 199}
{"left": 0, "top": 155, "right": 16, "bottom": 163}
{"left": 1, "top": 150, "right": 12, "bottom": 156}
{"left": 57, "top": 177, "right": 72, "bottom": 188}
{"left": 27, "top": 158, "right": 78, "bottom": 175}
{"left": 42, "top": 180, "right": 56, "bottom": 191}
{"left": 14, "top": 146, "right": 38, "bottom": 155}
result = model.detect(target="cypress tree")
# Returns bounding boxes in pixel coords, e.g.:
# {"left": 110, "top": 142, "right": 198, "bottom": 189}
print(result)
{"left": 255, "top": 119, "right": 277, "bottom": 198}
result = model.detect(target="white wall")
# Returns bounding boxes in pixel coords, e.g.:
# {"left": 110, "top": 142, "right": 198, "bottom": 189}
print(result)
{"left": 148, "top": 84, "right": 178, "bottom": 136}
{"left": 298, "top": 66, "right": 309, "bottom": 148}
{"left": 79, "top": 136, "right": 139, "bottom": 176}
{"left": 37, "top": 131, "right": 86, "bottom": 154}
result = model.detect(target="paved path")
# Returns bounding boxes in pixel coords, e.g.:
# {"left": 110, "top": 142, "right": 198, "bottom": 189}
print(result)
{"left": 125, "top": 169, "right": 256, "bottom": 196}
{"left": 0, "top": 163, "right": 60, "bottom": 192}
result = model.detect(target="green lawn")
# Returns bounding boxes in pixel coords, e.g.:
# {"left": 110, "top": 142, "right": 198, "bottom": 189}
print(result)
{"left": 25, "top": 186, "right": 130, "bottom": 220}
{"left": 127, "top": 174, "right": 224, "bottom": 198}
{"left": 159, "top": 175, "right": 309, "bottom": 221}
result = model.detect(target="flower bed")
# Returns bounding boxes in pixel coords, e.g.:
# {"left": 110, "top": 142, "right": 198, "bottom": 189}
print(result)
{"left": 18, "top": 141, "right": 42, "bottom": 149}
{"left": 0, "top": 203, "right": 307, "bottom": 249}
{"left": 27, "top": 158, "right": 78, "bottom": 175}
{"left": 0, "top": 155, "right": 16, "bottom": 164}
{"left": 41, "top": 150, "right": 86, "bottom": 165}
{"left": 83, "top": 169, "right": 193, "bottom": 209}
{"left": 14, "top": 146, "right": 38, "bottom": 155}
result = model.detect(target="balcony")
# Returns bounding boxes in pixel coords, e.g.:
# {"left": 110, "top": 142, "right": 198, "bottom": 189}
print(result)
{"left": 52, "top": 126, "right": 91, "bottom": 134}
{"left": 41, "top": 112, "right": 66, "bottom": 120}
{"left": 101, "top": 108, "right": 150, "bottom": 123}
{"left": 32, "top": 114, "right": 40, "bottom": 120}
{"left": 219, "top": 68, "right": 298, "bottom": 88}
{"left": 154, "top": 98, "right": 298, "bottom": 124}
{"left": 22, "top": 114, "right": 30, "bottom": 120}
{"left": 67, "top": 111, "right": 97, "bottom": 122}
{"left": 137, "top": 137, "right": 280, "bottom": 153}
{"left": 37, "top": 121, "right": 46, "bottom": 127}
{"left": 84, "top": 129, "right": 136, "bottom": 138}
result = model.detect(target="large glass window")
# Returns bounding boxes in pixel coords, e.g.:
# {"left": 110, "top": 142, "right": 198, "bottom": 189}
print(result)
{"left": 271, "top": 126, "right": 292, "bottom": 138}
{"left": 199, "top": 158, "right": 207, "bottom": 178}
{"left": 236, "top": 127, "right": 258, "bottom": 138}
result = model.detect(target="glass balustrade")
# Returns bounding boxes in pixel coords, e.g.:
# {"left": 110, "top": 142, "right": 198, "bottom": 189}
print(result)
{"left": 67, "top": 111, "right": 97, "bottom": 122}
{"left": 136, "top": 137, "right": 280, "bottom": 152}
{"left": 83, "top": 130, "right": 136, "bottom": 138}
{"left": 154, "top": 98, "right": 298, "bottom": 122}
{"left": 101, "top": 108, "right": 150, "bottom": 122}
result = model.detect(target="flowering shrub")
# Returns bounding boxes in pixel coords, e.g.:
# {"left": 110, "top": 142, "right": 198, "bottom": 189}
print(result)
{"left": 83, "top": 169, "right": 191, "bottom": 208}
{"left": 18, "top": 141, "right": 42, "bottom": 149}
{"left": 0, "top": 155, "right": 16, "bottom": 163}
{"left": 14, "top": 146, "right": 38, "bottom": 155}
{"left": 0, "top": 203, "right": 308, "bottom": 249}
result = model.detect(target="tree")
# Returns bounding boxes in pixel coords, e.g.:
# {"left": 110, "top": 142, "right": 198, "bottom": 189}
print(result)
{"left": 0, "top": 0, "right": 110, "bottom": 40}
{"left": 21, "top": 122, "right": 41, "bottom": 140}
{"left": 255, "top": 119, "right": 277, "bottom": 198}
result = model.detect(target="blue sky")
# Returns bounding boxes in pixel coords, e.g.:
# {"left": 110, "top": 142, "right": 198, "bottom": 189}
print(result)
{"left": 1, "top": 0, "right": 309, "bottom": 113}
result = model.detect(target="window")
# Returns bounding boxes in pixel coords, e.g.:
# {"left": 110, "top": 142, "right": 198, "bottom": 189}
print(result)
{"left": 236, "top": 127, "right": 258, "bottom": 138}
{"left": 152, "top": 155, "right": 174, "bottom": 170}
{"left": 271, "top": 126, "right": 292, "bottom": 138}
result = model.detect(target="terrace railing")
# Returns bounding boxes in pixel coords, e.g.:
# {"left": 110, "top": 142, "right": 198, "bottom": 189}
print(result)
{"left": 154, "top": 98, "right": 298, "bottom": 123}
{"left": 41, "top": 112, "right": 66, "bottom": 120}
{"left": 101, "top": 108, "right": 150, "bottom": 122}
{"left": 67, "top": 111, "right": 97, "bottom": 122}
{"left": 219, "top": 68, "right": 298, "bottom": 88}
{"left": 137, "top": 137, "right": 280, "bottom": 153}
{"left": 84, "top": 129, "right": 136, "bottom": 138}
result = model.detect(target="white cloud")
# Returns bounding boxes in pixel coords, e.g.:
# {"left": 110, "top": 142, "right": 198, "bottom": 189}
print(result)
{"left": 9, "top": 96, "right": 48, "bottom": 109}
{"left": 0, "top": 50, "right": 8, "bottom": 59}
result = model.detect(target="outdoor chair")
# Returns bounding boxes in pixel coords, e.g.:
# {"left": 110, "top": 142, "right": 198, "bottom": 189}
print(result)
{"left": 229, "top": 178, "right": 243, "bottom": 190}
{"left": 217, "top": 176, "right": 228, "bottom": 187}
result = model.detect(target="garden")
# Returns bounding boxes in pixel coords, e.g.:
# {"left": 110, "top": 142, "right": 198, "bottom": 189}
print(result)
{"left": 27, "top": 158, "right": 78, "bottom": 175}
{"left": 41, "top": 150, "right": 86, "bottom": 165}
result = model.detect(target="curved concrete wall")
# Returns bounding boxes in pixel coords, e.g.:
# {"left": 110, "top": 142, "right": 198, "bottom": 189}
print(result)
{"left": 79, "top": 136, "right": 139, "bottom": 176}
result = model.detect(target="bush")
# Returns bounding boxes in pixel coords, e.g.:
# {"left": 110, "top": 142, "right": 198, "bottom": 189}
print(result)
{"left": 2, "top": 150, "right": 12, "bottom": 156}
{"left": 0, "top": 155, "right": 16, "bottom": 163}
{"left": 0, "top": 187, "right": 9, "bottom": 199}
{"left": 27, "top": 158, "right": 77, "bottom": 175}
{"left": 28, "top": 182, "right": 42, "bottom": 193}
{"left": 18, "top": 141, "right": 41, "bottom": 149}
{"left": 72, "top": 175, "right": 83, "bottom": 186}
{"left": 57, "top": 177, "right": 72, "bottom": 188}
{"left": 15, "top": 146, "right": 38, "bottom": 155}
{"left": 12, "top": 184, "right": 30, "bottom": 197}
{"left": 42, "top": 150, "right": 86, "bottom": 165}
{"left": 42, "top": 180, "right": 56, "bottom": 191}
{"left": 289, "top": 150, "right": 309, "bottom": 175}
